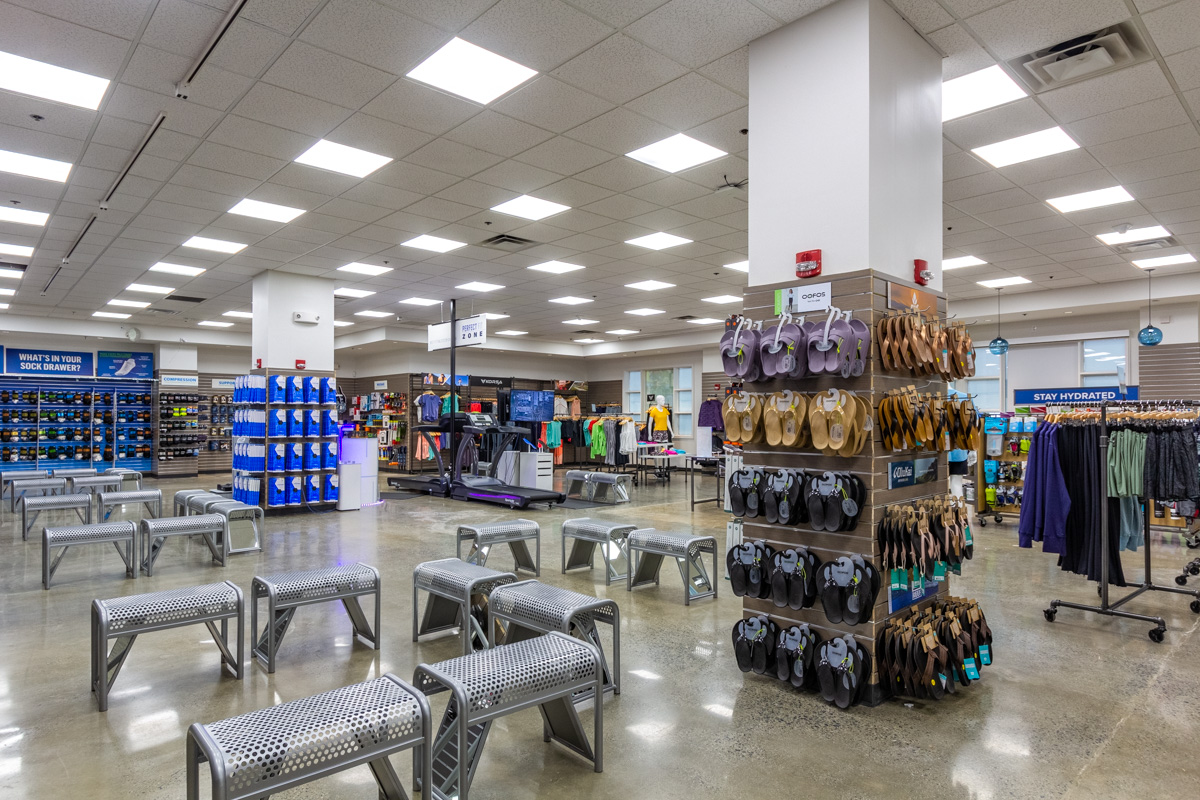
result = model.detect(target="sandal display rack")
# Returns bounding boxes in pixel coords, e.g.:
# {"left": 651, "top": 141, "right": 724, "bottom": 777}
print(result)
{"left": 735, "top": 270, "right": 954, "bottom": 706}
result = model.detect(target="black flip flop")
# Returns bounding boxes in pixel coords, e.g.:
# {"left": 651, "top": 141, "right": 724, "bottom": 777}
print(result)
{"left": 728, "top": 470, "right": 749, "bottom": 516}
{"left": 816, "top": 640, "right": 838, "bottom": 702}
{"left": 732, "top": 620, "right": 752, "bottom": 672}
{"left": 820, "top": 562, "right": 844, "bottom": 624}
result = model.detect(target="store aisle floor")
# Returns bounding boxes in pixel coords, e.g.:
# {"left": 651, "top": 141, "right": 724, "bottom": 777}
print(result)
{"left": 1, "top": 473, "right": 1198, "bottom": 799}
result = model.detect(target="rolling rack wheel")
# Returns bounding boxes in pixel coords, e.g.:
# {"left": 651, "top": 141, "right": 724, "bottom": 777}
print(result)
{"left": 1176, "top": 575, "right": 1189, "bottom": 586}
{"left": 1191, "top": 600, "right": 1200, "bottom": 614}
{"left": 1043, "top": 608, "right": 1056, "bottom": 622}
{"left": 1149, "top": 628, "right": 1165, "bottom": 643}
{"left": 994, "top": 514, "right": 1003, "bottom": 524}
{"left": 977, "top": 515, "right": 987, "bottom": 528}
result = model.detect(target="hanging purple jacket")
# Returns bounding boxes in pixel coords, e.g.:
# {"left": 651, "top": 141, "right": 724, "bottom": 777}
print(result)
{"left": 697, "top": 398, "right": 724, "bottom": 431}
{"left": 1019, "top": 424, "right": 1071, "bottom": 554}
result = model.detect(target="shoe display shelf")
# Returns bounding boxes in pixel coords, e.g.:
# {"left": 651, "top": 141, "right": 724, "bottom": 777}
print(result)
{"left": 152, "top": 374, "right": 201, "bottom": 479}
{"left": 735, "top": 270, "right": 953, "bottom": 707}
{"left": 0, "top": 377, "right": 154, "bottom": 474}
{"left": 198, "top": 372, "right": 238, "bottom": 475}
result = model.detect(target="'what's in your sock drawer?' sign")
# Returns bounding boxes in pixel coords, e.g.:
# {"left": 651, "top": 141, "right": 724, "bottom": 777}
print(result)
{"left": 5, "top": 347, "right": 95, "bottom": 376}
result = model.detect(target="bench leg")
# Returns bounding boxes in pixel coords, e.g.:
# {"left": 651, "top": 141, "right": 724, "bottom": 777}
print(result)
{"left": 508, "top": 539, "right": 538, "bottom": 576}
{"left": 22, "top": 507, "right": 37, "bottom": 541}
{"left": 185, "top": 730, "right": 208, "bottom": 800}
{"left": 198, "top": 530, "right": 225, "bottom": 567}
{"left": 252, "top": 600, "right": 294, "bottom": 674}
{"left": 341, "top": 593, "right": 380, "bottom": 650}
{"left": 44, "top": 544, "right": 69, "bottom": 589}
{"left": 204, "top": 617, "right": 242, "bottom": 680}
{"left": 366, "top": 754, "right": 408, "bottom": 800}
{"left": 94, "top": 632, "right": 136, "bottom": 712}
{"left": 114, "top": 537, "right": 135, "bottom": 580}
{"left": 563, "top": 537, "right": 597, "bottom": 574}
{"left": 141, "top": 535, "right": 166, "bottom": 577}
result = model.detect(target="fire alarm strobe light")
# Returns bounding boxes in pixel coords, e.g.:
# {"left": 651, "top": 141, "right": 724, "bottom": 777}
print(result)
{"left": 914, "top": 259, "right": 932, "bottom": 286}
{"left": 796, "top": 250, "right": 822, "bottom": 278}
{"left": 295, "top": 359, "right": 306, "bottom": 370}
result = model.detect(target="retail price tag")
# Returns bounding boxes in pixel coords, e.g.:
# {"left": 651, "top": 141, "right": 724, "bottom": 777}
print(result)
{"left": 829, "top": 422, "right": 844, "bottom": 441}
{"left": 964, "top": 658, "right": 981, "bottom": 680}
{"left": 889, "top": 569, "right": 900, "bottom": 590}
{"left": 964, "top": 525, "right": 974, "bottom": 546}
{"left": 911, "top": 582, "right": 923, "bottom": 602}
{"left": 980, "top": 644, "right": 991, "bottom": 665}
{"left": 933, "top": 562, "right": 948, "bottom": 581}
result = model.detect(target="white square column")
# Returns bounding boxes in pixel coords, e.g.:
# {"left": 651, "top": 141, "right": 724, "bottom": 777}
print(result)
{"left": 251, "top": 271, "right": 336, "bottom": 371}
{"left": 748, "top": 0, "right": 942, "bottom": 288}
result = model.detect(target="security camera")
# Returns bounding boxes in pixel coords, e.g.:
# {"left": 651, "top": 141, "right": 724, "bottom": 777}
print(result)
{"left": 174, "top": 82, "right": 190, "bottom": 100}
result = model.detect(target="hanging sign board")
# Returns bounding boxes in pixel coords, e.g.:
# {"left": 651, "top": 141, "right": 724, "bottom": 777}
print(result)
{"left": 775, "top": 283, "right": 831, "bottom": 314}
{"left": 211, "top": 378, "right": 236, "bottom": 389}
{"left": 160, "top": 373, "right": 199, "bottom": 387}
{"left": 1013, "top": 386, "right": 1138, "bottom": 405}
{"left": 5, "top": 347, "right": 94, "bottom": 376}
{"left": 428, "top": 315, "right": 487, "bottom": 351}
{"left": 888, "top": 283, "right": 938, "bottom": 313}
{"left": 423, "top": 373, "right": 469, "bottom": 386}
{"left": 470, "top": 376, "right": 512, "bottom": 388}
{"left": 97, "top": 351, "right": 154, "bottom": 379}
{"left": 373, "top": 380, "right": 389, "bottom": 390}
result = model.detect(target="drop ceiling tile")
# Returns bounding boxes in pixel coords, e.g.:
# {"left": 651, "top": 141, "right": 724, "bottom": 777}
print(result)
{"left": 582, "top": 194, "right": 660, "bottom": 220}
{"left": 141, "top": 200, "right": 222, "bottom": 226}
{"left": 1066, "top": 95, "right": 1189, "bottom": 148}
{"left": 327, "top": 114, "right": 435, "bottom": 161}
{"left": 889, "top": 0, "right": 953, "bottom": 33}
{"left": 698, "top": 46, "right": 748, "bottom": 95}
{"left": 469, "top": 159, "right": 563, "bottom": 193}
{"left": 1143, "top": 0, "right": 1200, "bottom": 57}
{"left": 383, "top": 0, "right": 498, "bottom": 31}
{"left": 368, "top": 160, "right": 461, "bottom": 195}
{"left": 0, "top": 120, "right": 86, "bottom": 162}
{"left": 444, "top": 111, "right": 554, "bottom": 158}
{"left": 942, "top": 98, "right": 1055, "bottom": 150}
{"left": 688, "top": 108, "right": 749, "bottom": 156}
{"left": 555, "top": 232, "right": 621, "bottom": 252}
{"left": 552, "top": 33, "right": 688, "bottom": 105}
{"left": 536, "top": 208, "right": 614, "bottom": 233}
{"left": 944, "top": 152, "right": 992, "bottom": 181}
{"left": 363, "top": 79, "right": 482, "bottom": 137}
{"left": 285, "top": 212, "right": 362, "bottom": 235}
{"left": 997, "top": 215, "right": 1076, "bottom": 237}
{"left": 974, "top": 202, "right": 1059, "bottom": 227}
{"left": 928, "top": 23, "right": 995, "bottom": 81}
{"left": 207, "top": 116, "right": 309, "bottom": 163}
{"left": 493, "top": 76, "right": 614, "bottom": 133}
{"left": 625, "top": 72, "right": 746, "bottom": 130}
{"left": 1059, "top": 201, "right": 1149, "bottom": 227}
{"left": 156, "top": 183, "right": 240, "bottom": 214}
{"left": 401, "top": 196, "right": 479, "bottom": 223}
{"left": 944, "top": 227, "right": 1012, "bottom": 247}
{"left": 950, "top": 187, "right": 1039, "bottom": 215}
{"left": 372, "top": 210, "right": 445, "bottom": 234}
{"left": 673, "top": 191, "right": 747, "bottom": 220}
{"left": 404, "top": 139, "right": 506, "bottom": 178}
{"left": 943, "top": 171, "right": 1016, "bottom": 202}
{"left": 1022, "top": 168, "right": 1123, "bottom": 201}
{"left": 461, "top": 0, "right": 614, "bottom": 72}
{"left": 171, "top": 165, "right": 261, "bottom": 198}
{"left": 1156, "top": 205, "right": 1200, "bottom": 225}
{"left": 625, "top": 0, "right": 777, "bottom": 69}
{"left": 233, "top": 82, "right": 352, "bottom": 137}
{"left": 1089, "top": 124, "right": 1200, "bottom": 167}
{"left": 262, "top": 41, "right": 396, "bottom": 108}
{"left": 963, "top": 0, "right": 1130, "bottom": 61}
{"left": 0, "top": 93, "right": 97, "bottom": 142}
{"left": 515, "top": 136, "right": 612, "bottom": 174}
{"left": 208, "top": 19, "right": 290, "bottom": 78}
{"left": 565, "top": 107, "right": 674, "bottom": 156}
{"left": 1184, "top": 88, "right": 1200, "bottom": 118}
{"left": 141, "top": 128, "right": 202, "bottom": 163}
{"left": 188, "top": 141, "right": 287, "bottom": 181}
{"left": 1042, "top": 61, "right": 1175, "bottom": 125}
{"left": 269, "top": 162, "right": 362, "bottom": 195}
{"left": 627, "top": 176, "right": 712, "bottom": 206}
{"left": 301, "top": 0, "right": 445, "bottom": 76}
{"left": 312, "top": 198, "right": 392, "bottom": 224}
{"left": 535, "top": 177, "right": 617, "bottom": 207}
{"left": 575, "top": 158, "right": 665, "bottom": 193}
{"left": 1143, "top": 189, "right": 1200, "bottom": 213}
{"left": 1128, "top": 170, "right": 1200, "bottom": 200}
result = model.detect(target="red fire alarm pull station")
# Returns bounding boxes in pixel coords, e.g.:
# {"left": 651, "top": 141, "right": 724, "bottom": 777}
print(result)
{"left": 914, "top": 259, "right": 932, "bottom": 286}
{"left": 295, "top": 359, "right": 306, "bottom": 370}
{"left": 796, "top": 249, "right": 822, "bottom": 278}
{"left": 255, "top": 358, "right": 262, "bottom": 369}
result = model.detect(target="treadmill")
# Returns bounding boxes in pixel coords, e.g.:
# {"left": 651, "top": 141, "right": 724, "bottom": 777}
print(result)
{"left": 385, "top": 413, "right": 466, "bottom": 497}
{"left": 449, "top": 412, "right": 565, "bottom": 509}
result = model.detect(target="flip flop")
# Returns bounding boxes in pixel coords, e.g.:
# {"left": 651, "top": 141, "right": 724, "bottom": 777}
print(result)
{"left": 820, "top": 561, "right": 845, "bottom": 624}
{"left": 834, "top": 635, "right": 859, "bottom": 708}
{"left": 720, "top": 327, "right": 741, "bottom": 377}
{"left": 806, "top": 482, "right": 826, "bottom": 530}
{"left": 807, "top": 316, "right": 830, "bottom": 375}
{"left": 760, "top": 321, "right": 804, "bottom": 378}
{"left": 809, "top": 391, "right": 832, "bottom": 450}
{"left": 732, "top": 619, "right": 753, "bottom": 672}
{"left": 744, "top": 469, "right": 762, "bottom": 518}
{"left": 787, "top": 549, "right": 807, "bottom": 609}
{"left": 763, "top": 393, "right": 785, "bottom": 446}
{"left": 722, "top": 394, "right": 742, "bottom": 441}
{"left": 736, "top": 328, "right": 762, "bottom": 380}
{"left": 847, "top": 316, "right": 871, "bottom": 377}
{"left": 728, "top": 469, "right": 750, "bottom": 516}
{"left": 780, "top": 392, "right": 804, "bottom": 448}
{"left": 827, "top": 317, "right": 853, "bottom": 375}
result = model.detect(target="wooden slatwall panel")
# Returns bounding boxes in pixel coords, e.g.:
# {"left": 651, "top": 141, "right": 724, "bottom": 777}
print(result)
{"left": 587, "top": 379, "right": 621, "bottom": 410}
{"left": 1138, "top": 344, "right": 1200, "bottom": 401}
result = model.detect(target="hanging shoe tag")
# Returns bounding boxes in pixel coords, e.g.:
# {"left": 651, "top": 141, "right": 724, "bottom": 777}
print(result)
{"left": 979, "top": 644, "right": 991, "bottom": 665}
{"left": 841, "top": 497, "right": 858, "bottom": 517}
{"left": 889, "top": 569, "right": 902, "bottom": 591}
{"left": 933, "top": 562, "right": 948, "bottom": 581}
{"left": 964, "top": 525, "right": 974, "bottom": 546}
{"left": 964, "top": 658, "right": 981, "bottom": 680}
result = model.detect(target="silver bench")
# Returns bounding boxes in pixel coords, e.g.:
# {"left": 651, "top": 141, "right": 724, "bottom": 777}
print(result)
{"left": 140, "top": 514, "right": 227, "bottom": 576}
{"left": 207, "top": 500, "right": 264, "bottom": 555}
{"left": 413, "top": 558, "right": 516, "bottom": 654}
{"left": 21, "top": 492, "right": 91, "bottom": 540}
{"left": 10, "top": 477, "right": 66, "bottom": 512}
{"left": 104, "top": 468, "right": 144, "bottom": 489}
{"left": 68, "top": 474, "right": 124, "bottom": 496}
{"left": 456, "top": 519, "right": 540, "bottom": 575}
{"left": 589, "top": 472, "right": 632, "bottom": 504}
{"left": 91, "top": 581, "right": 243, "bottom": 712}
{"left": 564, "top": 470, "right": 589, "bottom": 500}
{"left": 489, "top": 580, "right": 620, "bottom": 698}
{"left": 186, "top": 493, "right": 230, "bottom": 516}
{"left": 412, "top": 632, "right": 603, "bottom": 800}
{"left": 43, "top": 521, "right": 137, "bottom": 589}
{"left": 561, "top": 517, "right": 637, "bottom": 584}
{"left": 1, "top": 468, "right": 47, "bottom": 500}
{"left": 99, "top": 488, "right": 162, "bottom": 521}
{"left": 50, "top": 467, "right": 97, "bottom": 479}
{"left": 626, "top": 529, "right": 718, "bottom": 606}
{"left": 174, "top": 489, "right": 214, "bottom": 516}
{"left": 186, "top": 674, "right": 432, "bottom": 800}
{"left": 251, "top": 563, "right": 381, "bottom": 674}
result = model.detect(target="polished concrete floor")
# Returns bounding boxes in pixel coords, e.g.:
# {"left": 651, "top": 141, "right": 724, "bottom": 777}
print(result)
{"left": 1, "top": 471, "right": 1199, "bottom": 799}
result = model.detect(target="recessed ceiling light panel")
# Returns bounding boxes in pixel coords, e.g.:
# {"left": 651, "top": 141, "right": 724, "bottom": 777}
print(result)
{"left": 942, "top": 256, "right": 987, "bottom": 270}
{"left": 529, "top": 261, "right": 584, "bottom": 274}
{"left": 1097, "top": 225, "right": 1169, "bottom": 245}
{"left": 562, "top": 318, "right": 597, "bottom": 325}
{"left": 0, "top": 206, "right": 49, "bottom": 227}
{"left": 333, "top": 320, "right": 354, "bottom": 327}
{"left": 333, "top": 287, "right": 375, "bottom": 298}
{"left": 626, "top": 280, "right": 675, "bottom": 291}
{"left": 456, "top": 281, "right": 503, "bottom": 292}
{"left": 399, "top": 297, "right": 440, "bottom": 306}
{"left": 222, "top": 310, "right": 254, "bottom": 318}
{"left": 338, "top": 262, "right": 393, "bottom": 276}
{"left": 406, "top": 37, "right": 537, "bottom": 105}
{"left": 549, "top": 296, "right": 592, "bottom": 305}
{"left": 606, "top": 329, "right": 639, "bottom": 335}
{"left": 0, "top": 267, "right": 24, "bottom": 279}
{"left": 626, "top": 133, "right": 727, "bottom": 173}
{"left": 0, "top": 242, "right": 34, "bottom": 258}
{"left": 480, "top": 312, "right": 509, "bottom": 320}
{"left": 942, "top": 65, "right": 1026, "bottom": 122}
{"left": 1047, "top": 186, "right": 1134, "bottom": 213}
{"left": 977, "top": 277, "right": 1031, "bottom": 288}
{"left": 626, "top": 232, "right": 692, "bottom": 250}
{"left": 0, "top": 148, "right": 72, "bottom": 182}
{"left": 229, "top": 198, "right": 305, "bottom": 223}
{"left": 149, "top": 262, "right": 205, "bottom": 276}
{"left": 971, "top": 127, "right": 1079, "bottom": 168}
{"left": 403, "top": 234, "right": 466, "bottom": 253}
{"left": 687, "top": 318, "right": 724, "bottom": 325}
{"left": 495, "top": 330, "right": 528, "bottom": 336}
{"left": 1133, "top": 253, "right": 1197, "bottom": 268}
{"left": 183, "top": 236, "right": 246, "bottom": 254}
{"left": 724, "top": 260, "right": 749, "bottom": 273}
{"left": 490, "top": 195, "right": 570, "bottom": 220}
{"left": 355, "top": 310, "right": 393, "bottom": 317}
{"left": 107, "top": 299, "right": 149, "bottom": 309}
{"left": 574, "top": 338, "right": 605, "bottom": 343}
{"left": 294, "top": 139, "right": 392, "bottom": 178}
{"left": 625, "top": 308, "right": 664, "bottom": 316}
{"left": 0, "top": 51, "right": 110, "bottom": 110}
{"left": 198, "top": 320, "right": 234, "bottom": 327}
{"left": 0, "top": 287, "right": 15, "bottom": 296}
{"left": 702, "top": 295, "right": 742, "bottom": 304}
{"left": 92, "top": 311, "right": 129, "bottom": 319}
{"left": 126, "top": 283, "right": 173, "bottom": 294}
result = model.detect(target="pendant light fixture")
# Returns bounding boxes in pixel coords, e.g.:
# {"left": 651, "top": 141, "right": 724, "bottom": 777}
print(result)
{"left": 988, "top": 288, "right": 1009, "bottom": 355}
{"left": 1138, "top": 267, "right": 1164, "bottom": 346}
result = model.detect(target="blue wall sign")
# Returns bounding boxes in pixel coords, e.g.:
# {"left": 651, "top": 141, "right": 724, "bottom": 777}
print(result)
{"left": 97, "top": 351, "right": 153, "bottom": 379}
{"left": 1013, "top": 386, "right": 1138, "bottom": 405}
{"left": 5, "top": 347, "right": 94, "bottom": 376}
{"left": 887, "top": 456, "right": 938, "bottom": 489}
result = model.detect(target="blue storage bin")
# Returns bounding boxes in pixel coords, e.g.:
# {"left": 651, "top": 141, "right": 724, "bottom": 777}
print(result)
{"left": 267, "top": 443, "right": 285, "bottom": 472}
{"left": 321, "top": 408, "right": 338, "bottom": 437}
{"left": 303, "top": 442, "right": 320, "bottom": 470}
{"left": 286, "top": 476, "right": 301, "bottom": 505}
{"left": 303, "top": 376, "right": 318, "bottom": 404}
{"left": 268, "top": 375, "right": 286, "bottom": 404}
{"left": 322, "top": 440, "right": 337, "bottom": 469}
{"left": 268, "top": 477, "right": 286, "bottom": 507}
{"left": 320, "top": 376, "right": 336, "bottom": 404}
{"left": 285, "top": 442, "right": 302, "bottom": 471}
{"left": 303, "top": 473, "right": 319, "bottom": 503}
{"left": 306, "top": 409, "right": 321, "bottom": 437}
{"left": 323, "top": 473, "right": 339, "bottom": 503}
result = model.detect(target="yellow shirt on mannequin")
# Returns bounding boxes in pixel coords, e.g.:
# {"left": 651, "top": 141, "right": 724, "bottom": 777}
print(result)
{"left": 648, "top": 406, "right": 670, "bottom": 431}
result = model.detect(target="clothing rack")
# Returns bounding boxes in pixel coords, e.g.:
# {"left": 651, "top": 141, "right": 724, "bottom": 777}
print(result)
{"left": 1045, "top": 399, "right": 1200, "bottom": 641}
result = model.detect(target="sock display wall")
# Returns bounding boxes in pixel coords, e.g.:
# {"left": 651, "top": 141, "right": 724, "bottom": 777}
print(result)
{"left": 198, "top": 372, "right": 238, "bottom": 474}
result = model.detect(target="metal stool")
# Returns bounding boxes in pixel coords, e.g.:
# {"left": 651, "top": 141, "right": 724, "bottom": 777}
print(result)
{"left": 412, "top": 632, "right": 603, "bottom": 800}
{"left": 10, "top": 477, "right": 66, "bottom": 513}
{"left": 488, "top": 579, "right": 620, "bottom": 697}
{"left": 50, "top": 467, "right": 97, "bottom": 479}
{"left": 91, "top": 581, "right": 243, "bottom": 711}
{"left": 186, "top": 674, "right": 431, "bottom": 800}
{"left": 174, "top": 489, "right": 213, "bottom": 516}
{"left": 67, "top": 474, "right": 124, "bottom": 496}
{"left": 563, "top": 470, "right": 590, "bottom": 500}
{"left": 140, "top": 514, "right": 228, "bottom": 576}
{"left": 1, "top": 468, "right": 47, "bottom": 500}
{"left": 251, "top": 563, "right": 381, "bottom": 673}
{"left": 589, "top": 473, "right": 632, "bottom": 504}
{"left": 43, "top": 521, "right": 137, "bottom": 589}
{"left": 561, "top": 517, "right": 636, "bottom": 585}
{"left": 207, "top": 500, "right": 264, "bottom": 554}
{"left": 626, "top": 529, "right": 718, "bottom": 605}
{"left": 412, "top": 558, "right": 516, "bottom": 654}
{"left": 104, "top": 468, "right": 144, "bottom": 490}
{"left": 99, "top": 489, "right": 162, "bottom": 521}
{"left": 186, "top": 493, "right": 229, "bottom": 515}
{"left": 21, "top": 492, "right": 91, "bottom": 540}
{"left": 456, "top": 519, "right": 540, "bottom": 575}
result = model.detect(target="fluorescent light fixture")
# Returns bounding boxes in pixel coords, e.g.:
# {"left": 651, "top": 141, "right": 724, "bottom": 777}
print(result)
{"left": 0, "top": 287, "right": 14, "bottom": 296}
{"left": 626, "top": 280, "right": 675, "bottom": 291}
{"left": 149, "top": 262, "right": 205, "bottom": 276}
{"left": 0, "top": 148, "right": 72, "bottom": 182}
{"left": 183, "top": 236, "right": 246, "bottom": 254}
{"left": 490, "top": 195, "right": 569, "bottom": 221}
{"left": 338, "top": 262, "right": 393, "bottom": 276}
{"left": 550, "top": 296, "right": 592, "bottom": 305}
{"left": 93, "top": 311, "right": 129, "bottom": 319}
{"left": 977, "top": 276, "right": 1031, "bottom": 288}
{"left": 942, "top": 65, "right": 1026, "bottom": 122}
{"left": 0, "top": 303, "right": 8, "bottom": 310}
{"left": 495, "top": 330, "right": 527, "bottom": 336}
{"left": 480, "top": 313, "right": 509, "bottom": 320}
{"left": 107, "top": 299, "right": 149, "bottom": 309}
{"left": 198, "top": 320, "right": 234, "bottom": 327}
{"left": 228, "top": 198, "right": 304, "bottom": 223}
{"left": 1133, "top": 253, "right": 1197, "bottom": 269}
{"left": 562, "top": 318, "right": 597, "bottom": 325}
{"left": 529, "top": 260, "right": 584, "bottom": 274}
{"left": 625, "top": 308, "right": 663, "bottom": 316}
{"left": 702, "top": 295, "right": 742, "bottom": 304}
{"left": 221, "top": 310, "right": 254, "bottom": 319}
{"left": 399, "top": 297, "right": 440, "bottom": 306}
{"left": 606, "top": 329, "right": 639, "bottom": 335}
{"left": 0, "top": 51, "right": 110, "bottom": 110}
{"left": 333, "top": 287, "right": 375, "bottom": 298}
{"left": 724, "top": 260, "right": 749, "bottom": 273}
{"left": 402, "top": 234, "right": 466, "bottom": 253}
{"left": 455, "top": 281, "right": 503, "bottom": 292}
{"left": 1097, "top": 225, "right": 1170, "bottom": 245}
{"left": 406, "top": 37, "right": 537, "bottom": 105}
{"left": 574, "top": 338, "right": 605, "bottom": 343}
{"left": 354, "top": 310, "right": 393, "bottom": 317}
{"left": 626, "top": 133, "right": 727, "bottom": 173}
{"left": 294, "top": 139, "right": 392, "bottom": 178}
{"left": 626, "top": 232, "right": 692, "bottom": 250}
{"left": 126, "top": 283, "right": 173, "bottom": 294}
{"left": 333, "top": 320, "right": 354, "bottom": 327}
{"left": 1046, "top": 186, "right": 1134, "bottom": 213}
{"left": 0, "top": 242, "right": 34, "bottom": 258}
{"left": 0, "top": 267, "right": 24, "bottom": 279}
{"left": 0, "top": 206, "right": 48, "bottom": 226}
{"left": 688, "top": 317, "right": 724, "bottom": 325}
{"left": 972, "top": 127, "right": 1079, "bottom": 168}
{"left": 943, "top": 256, "right": 987, "bottom": 270}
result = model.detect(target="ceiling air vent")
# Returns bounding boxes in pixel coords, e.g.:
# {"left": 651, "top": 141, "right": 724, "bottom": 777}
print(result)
{"left": 1114, "top": 236, "right": 1180, "bottom": 254}
{"left": 478, "top": 234, "right": 537, "bottom": 253}
{"left": 1007, "top": 22, "right": 1150, "bottom": 92}
{"left": 675, "top": 314, "right": 697, "bottom": 320}
{"left": 162, "top": 295, "right": 205, "bottom": 303}
{"left": 572, "top": 329, "right": 598, "bottom": 335}
{"left": 144, "top": 308, "right": 178, "bottom": 314}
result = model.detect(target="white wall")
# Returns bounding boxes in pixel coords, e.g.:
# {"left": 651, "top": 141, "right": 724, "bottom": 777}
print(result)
{"left": 339, "top": 346, "right": 586, "bottom": 381}
{"left": 197, "top": 345, "right": 250, "bottom": 375}
{"left": 251, "top": 271, "right": 335, "bottom": 372}
{"left": 158, "top": 342, "right": 197, "bottom": 372}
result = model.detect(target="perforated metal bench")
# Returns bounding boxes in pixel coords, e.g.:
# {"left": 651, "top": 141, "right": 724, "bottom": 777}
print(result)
{"left": 10, "top": 477, "right": 66, "bottom": 513}
{"left": 186, "top": 493, "right": 230, "bottom": 516}
{"left": 412, "top": 632, "right": 603, "bottom": 800}
{"left": 21, "top": 492, "right": 91, "bottom": 540}
{"left": 42, "top": 521, "right": 137, "bottom": 589}
{"left": 589, "top": 472, "right": 632, "bottom": 504}
{"left": 67, "top": 474, "right": 124, "bottom": 496}
{"left": 626, "top": 529, "right": 718, "bottom": 606}
{"left": 174, "top": 489, "right": 213, "bottom": 516}
{"left": 51, "top": 467, "right": 97, "bottom": 479}
{"left": 456, "top": 519, "right": 540, "bottom": 575}
{"left": 488, "top": 580, "right": 620, "bottom": 698}
{"left": 251, "top": 563, "right": 381, "bottom": 674}
{"left": 207, "top": 500, "right": 263, "bottom": 555}
{"left": 186, "top": 674, "right": 432, "bottom": 800}
{"left": 2, "top": 468, "right": 47, "bottom": 500}
{"left": 104, "top": 468, "right": 143, "bottom": 490}
{"left": 140, "top": 514, "right": 227, "bottom": 576}
{"left": 99, "top": 489, "right": 162, "bottom": 521}
{"left": 564, "top": 470, "right": 589, "bottom": 500}
{"left": 413, "top": 558, "right": 516, "bottom": 654}
{"left": 561, "top": 518, "right": 637, "bottom": 585}
{"left": 91, "top": 581, "right": 243, "bottom": 712}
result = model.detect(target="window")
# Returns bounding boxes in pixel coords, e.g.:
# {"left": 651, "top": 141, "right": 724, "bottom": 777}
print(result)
{"left": 626, "top": 370, "right": 642, "bottom": 414}
{"left": 960, "top": 347, "right": 1004, "bottom": 410}
{"left": 625, "top": 366, "right": 696, "bottom": 436}
{"left": 967, "top": 379, "right": 1002, "bottom": 411}
{"left": 676, "top": 367, "right": 693, "bottom": 436}
{"left": 645, "top": 369, "right": 673, "bottom": 402}
{"left": 1081, "top": 338, "right": 1127, "bottom": 384}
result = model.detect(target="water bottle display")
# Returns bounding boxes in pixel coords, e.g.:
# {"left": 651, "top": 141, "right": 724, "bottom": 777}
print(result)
{"left": 323, "top": 472, "right": 339, "bottom": 503}
{"left": 303, "top": 376, "right": 318, "bottom": 404}
{"left": 303, "top": 442, "right": 320, "bottom": 471}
